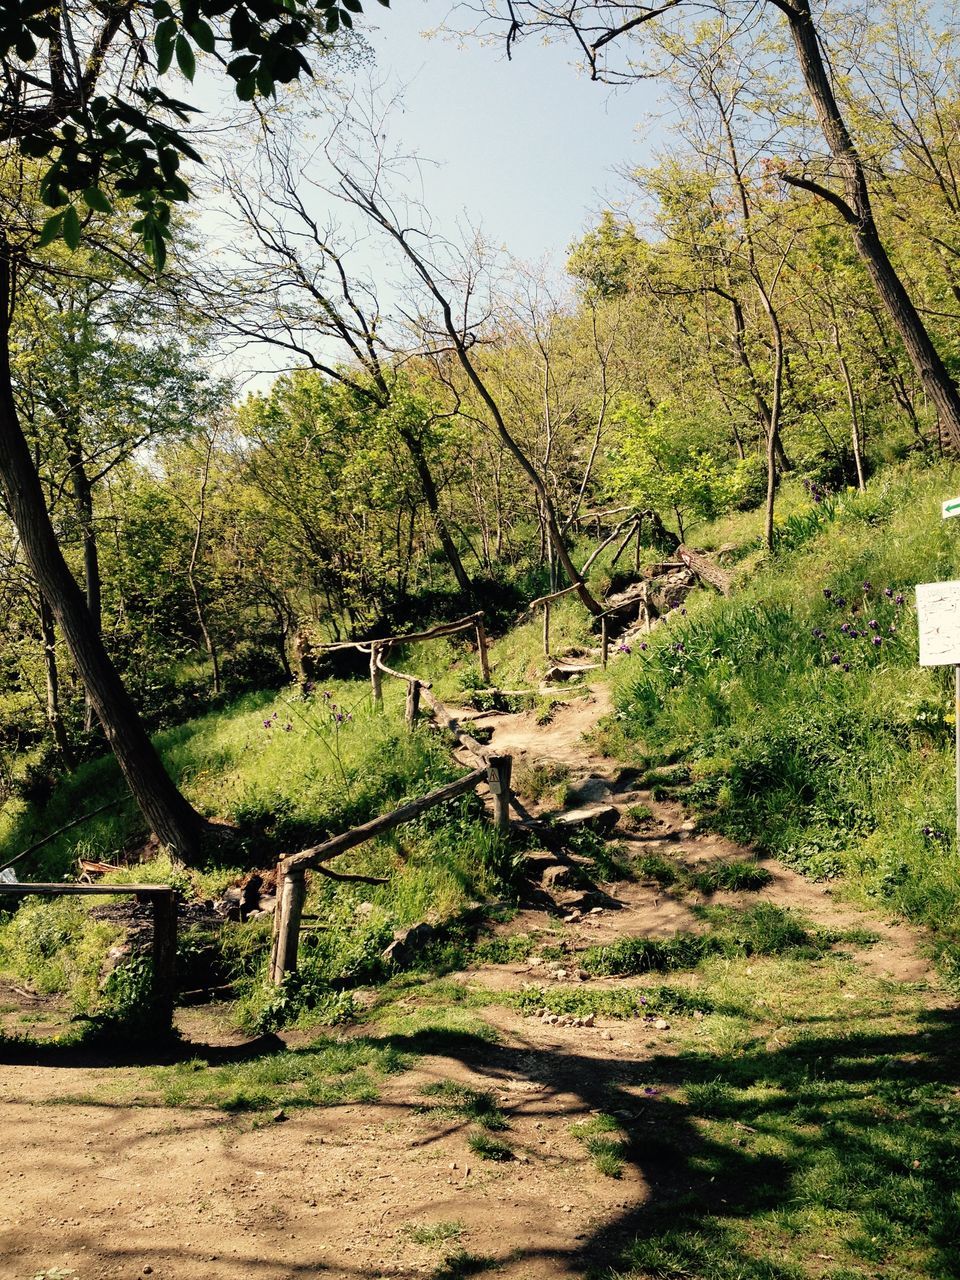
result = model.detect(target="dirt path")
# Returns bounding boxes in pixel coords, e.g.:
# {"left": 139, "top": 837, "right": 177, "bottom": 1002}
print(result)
{"left": 0, "top": 685, "right": 949, "bottom": 1280}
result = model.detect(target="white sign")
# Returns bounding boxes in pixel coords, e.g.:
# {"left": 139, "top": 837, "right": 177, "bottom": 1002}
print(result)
{"left": 917, "top": 581, "right": 960, "bottom": 665}
{"left": 944, "top": 498, "right": 960, "bottom": 519}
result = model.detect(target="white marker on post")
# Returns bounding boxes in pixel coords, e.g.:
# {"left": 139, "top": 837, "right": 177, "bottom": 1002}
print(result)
{"left": 916, "top": 580, "right": 960, "bottom": 848}
{"left": 943, "top": 498, "right": 960, "bottom": 520}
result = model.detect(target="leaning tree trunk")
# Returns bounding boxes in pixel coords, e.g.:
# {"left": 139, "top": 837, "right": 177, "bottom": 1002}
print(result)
{"left": 62, "top": 418, "right": 101, "bottom": 731}
{"left": 398, "top": 427, "right": 473, "bottom": 594}
{"left": 37, "top": 593, "right": 74, "bottom": 770}
{"left": 0, "top": 252, "right": 208, "bottom": 857}
{"left": 785, "top": 0, "right": 960, "bottom": 451}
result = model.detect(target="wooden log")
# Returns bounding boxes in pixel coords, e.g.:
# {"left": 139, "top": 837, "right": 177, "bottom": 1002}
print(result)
{"left": 0, "top": 883, "right": 175, "bottom": 896}
{"left": 601, "top": 615, "right": 609, "bottom": 669}
{"left": 150, "top": 889, "right": 179, "bottom": 1030}
{"left": 284, "top": 766, "right": 488, "bottom": 871}
{"left": 271, "top": 866, "right": 307, "bottom": 984}
{"left": 528, "top": 583, "right": 580, "bottom": 612}
{"left": 542, "top": 598, "right": 550, "bottom": 657}
{"left": 487, "top": 755, "right": 513, "bottom": 835}
{"left": 418, "top": 686, "right": 490, "bottom": 763}
{"left": 376, "top": 654, "right": 432, "bottom": 688}
{"left": 320, "top": 611, "right": 484, "bottom": 653}
{"left": 610, "top": 519, "right": 639, "bottom": 569}
{"left": 370, "top": 641, "right": 384, "bottom": 707}
{"left": 677, "top": 544, "right": 733, "bottom": 596}
{"left": 475, "top": 619, "right": 491, "bottom": 684}
{"left": 405, "top": 679, "right": 421, "bottom": 726}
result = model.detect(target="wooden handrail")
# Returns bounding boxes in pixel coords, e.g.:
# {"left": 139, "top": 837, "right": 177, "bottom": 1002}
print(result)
{"left": 320, "top": 611, "right": 484, "bottom": 653}
{"left": 418, "top": 686, "right": 491, "bottom": 765}
{"left": 375, "top": 653, "right": 433, "bottom": 688}
{"left": 527, "top": 583, "right": 581, "bottom": 611}
{"left": 283, "top": 767, "right": 488, "bottom": 871}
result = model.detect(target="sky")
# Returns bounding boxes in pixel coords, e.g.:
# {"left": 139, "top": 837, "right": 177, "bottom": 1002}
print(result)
{"left": 360, "top": 0, "right": 663, "bottom": 265}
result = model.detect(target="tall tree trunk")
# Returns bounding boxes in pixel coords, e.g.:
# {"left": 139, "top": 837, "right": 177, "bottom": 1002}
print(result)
{"left": 783, "top": 0, "right": 960, "bottom": 450}
{"left": 61, "top": 418, "right": 101, "bottom": 731}
{"left": 0, "top": 249, "right": 207, "bottom": 857}
{"left": 186, "top": 436, "right": 222, "bottom": 695}
{"left": 37, "top": 593, "right": 73, "bottom": 770}
{"left": 398, "top": 427, "right": 473, "bottom": 594}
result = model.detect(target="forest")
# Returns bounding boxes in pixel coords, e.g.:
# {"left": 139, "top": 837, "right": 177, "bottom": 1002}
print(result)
{"left": 1, "top": 2, "right": 960, "bottom": 1279}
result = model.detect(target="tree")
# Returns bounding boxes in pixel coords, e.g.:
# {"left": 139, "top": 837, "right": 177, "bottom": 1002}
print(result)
{"left": 0, "top": 0, "right": 384, "bottom": 856}
{"left": 463, "top": 0, "right": 960, "bottom": 452}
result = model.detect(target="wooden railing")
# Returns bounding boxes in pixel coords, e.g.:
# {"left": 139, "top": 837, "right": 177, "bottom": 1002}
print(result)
{"left": 0, "top": 882, "right": 178, "bottom": 1031}
{"left": 269, "top": 625, "right": 512, "bottom": 985}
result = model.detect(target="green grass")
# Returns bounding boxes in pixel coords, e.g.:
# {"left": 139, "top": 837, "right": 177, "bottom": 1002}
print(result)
{"left": 571, "top": 1113, "right": 627, "bottom": 1178}
{"left": 602, "top": 461, "right": 960, "bottom": 983}
{"left": 511, "top": 983, "right": 712, "bottom": 1019}
{"left": 581, "top": 903, "right": 820, "bottom": 977}
{"left": 405, "top": 1220, "right": 465, "bottom": 1246}
{"left": 467, "top": 1131, "right": 514, "bottom": 1161}
{"left": 418, "top": 1080, "right": 509, "bottom": 1130}
{"left": 631, "top": 852, "right": 772, "bottom": 895}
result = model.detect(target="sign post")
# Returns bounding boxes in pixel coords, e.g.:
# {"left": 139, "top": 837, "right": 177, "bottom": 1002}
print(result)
{"left": 916, "top": 579, "right": 960, "bottom": 848}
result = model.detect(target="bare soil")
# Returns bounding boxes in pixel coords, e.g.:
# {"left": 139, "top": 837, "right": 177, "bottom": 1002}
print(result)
{"left": 0, "top": 686, "right": 946, "bottom": 1280}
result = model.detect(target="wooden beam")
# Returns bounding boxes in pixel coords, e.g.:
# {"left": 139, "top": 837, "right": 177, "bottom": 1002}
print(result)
{"left": 475, "top": 618, "right": 491, "bottom": 684}
{"left": 284, "top": 767, "right": 488, "bottom": 871}
{"left": 150, "top": 889, "right": 178, "bottom": 1030}
{"left": 405, "top": 678, "right": 422, "bottom": 726}
{"left": 0, "top": 883, "right": 176, "bottom": 896}
{"left": 319, "top": 612, "right": 484, "bottom": 653}
{"left": 418, "top": 687, "right": 490, "bottom": 764}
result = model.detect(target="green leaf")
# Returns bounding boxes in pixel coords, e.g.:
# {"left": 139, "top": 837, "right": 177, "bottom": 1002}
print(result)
{"left": 175, "top": 33, "right": 196, "bottom": 80}
{"left": 325, "top": 9, "right": 340, "bottom": 32}
{"left": 188, "top": 18, "right": 216, "bottom": 52}
{"left": 155, "top": 18, "right": 177, "bottom": 73}
{"left": 61, "top": 205, "right": 82, "bottom": 251}
{"left": 339, "top": 8, "right": 353, "bottom": 26}
{"left": 341, "top": 0, "right": 363, "bottom": 14}
{"left": 82, "top": 186, "right": 113, "bottom": 213}
{"left": 36, "top": 211, "right": 64, "bottom": 249}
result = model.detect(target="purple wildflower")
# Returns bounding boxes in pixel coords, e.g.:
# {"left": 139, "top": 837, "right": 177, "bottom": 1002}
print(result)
{"left": 863, "top": 581, "right": 872, "bottom": 592}
{"left": 823, "top": 588, "right": 832, "bottom": 599}
{"left": 322, "top": 690, "right": 332, "bottom": 701}
{"left": 840, "top": 623, "right": 851, "bottom": 634}
{"left": 884, "top": 587, "right": 894, "bottom": 598}
{"left": 872, "top": 636, "right": 882, "bottom": 647}
{"left": 263, "top": 720, "right": 272, "bottom": 729}
{"left": 868, "top": 619, "right": 879, "bottom": 630}
{"left": 836, "top": 596, "right": 847, "bottom": 608}
{"left": 640, "top": 643, "right": 648, "bottom": 651}
{"left": 842, "top": 663, "right": 851, "bottom": 672}
{"left": 681, "top": 608, "right": 687, "bottom": 616}
{"left": 830, "top": 653, "right": 841, "bottom": 664}
{"left": 617, "top": 643, "right": 632, "bottom": 655}
{"left": 283, "top": 723, "right": 293, "bottom": 732}
{"left": 303, "top": 680, "right": 314, "bottom": 694}
{"left": 643, "top": 1087, "right": 661, "bottom": 1096}
{"left": 895, "top": 593, "right": 905, "bottom": 606}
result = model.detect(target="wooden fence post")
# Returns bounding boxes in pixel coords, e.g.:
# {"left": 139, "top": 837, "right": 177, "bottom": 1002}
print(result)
{"left": 601, "top": 615, "right": 609, "bottom": 669}
{"left": 542, "top": 600, "right": 550, "bottom": 657}
{"left": 405, "top": 678, "right": 421, "bottom": 726}
{"left": 151, "top": 889, "right": 178, "bottom": 1031}
{"left": 370, "top": 642, "right": 383, "bottom": 708}
{"left": 271, "top": 866, "right": 307, "bottom": 984}
{"left": 487, "top": 754, "right": 512, "bottom": 835}
{"left": 475, "top": 618, "right": 491, "bottom": 685}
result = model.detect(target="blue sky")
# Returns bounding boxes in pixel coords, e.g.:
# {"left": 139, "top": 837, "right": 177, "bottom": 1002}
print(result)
{"left": 363, "top": 0, "right": 662, "bottom": 263}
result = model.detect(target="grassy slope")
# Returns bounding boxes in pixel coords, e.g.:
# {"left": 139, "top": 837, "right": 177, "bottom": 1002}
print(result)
{"left": 602, "top": 462, "right": 960, "bottom": 981}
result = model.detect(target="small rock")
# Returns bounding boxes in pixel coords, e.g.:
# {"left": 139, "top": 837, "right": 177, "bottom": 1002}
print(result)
{"left": 382, "top": 921, "right": 436, "bottom": 967}
{"left": 680, "top": 818, "right": 697, "bottom": 832}
{"left": 562, "top": 911, "right": 581, "bottom": 924}
{"left": 143, "top": 1269, "right": 153, "bottom": 1276}
{"left": 653, "top": 1018, "right": 670, "bottom": 1031}
{"left": 529, "top": 956, "right": 544, "bottom": 967}
{"left": 601, "top": 1030, "right": 613, "bottom": 1041}
{"left": 589, "top": 907, "right": 604, "bottom": 915}
{"left": 449, "top": 1161, "right": 458, "bottom": 1170}
{"left": 543, "top": 864, "right": 575, "bottom": 890}
{"left": 272, "top": 1108, "right": 287, "bottom": 1123}
{"left": 553, "top": 968, "right": 569, "bottom": 980}
{"left": 561, "top": 1204, "right": 573, "bottom": 1213}
{"left": 693, "top": 1010, "right": 704, "bottom": 1020}
{"left": 583, "top": 1013, "right": 595, "bottom": 1027}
